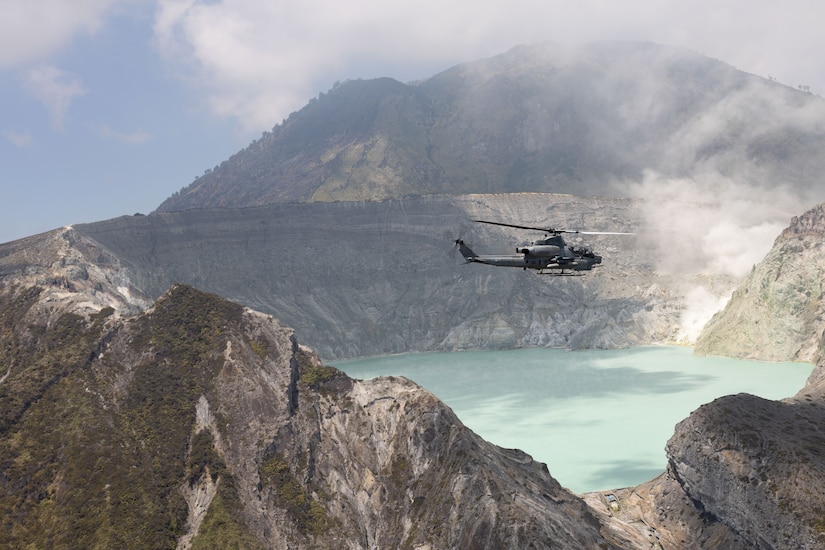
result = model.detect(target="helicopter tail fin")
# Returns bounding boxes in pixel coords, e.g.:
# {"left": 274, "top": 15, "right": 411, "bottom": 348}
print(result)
{"left": 454, "top": 239, "right": 478, "bottom": 262}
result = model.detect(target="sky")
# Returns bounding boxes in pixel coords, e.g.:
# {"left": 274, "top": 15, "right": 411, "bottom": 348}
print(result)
{"left": 2, "top": 0, "right": 825, "bottom": 245}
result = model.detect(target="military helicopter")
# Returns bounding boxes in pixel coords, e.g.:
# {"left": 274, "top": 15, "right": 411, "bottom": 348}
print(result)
{"left": 455, "top": 220, "right": 632, "bottom": 275}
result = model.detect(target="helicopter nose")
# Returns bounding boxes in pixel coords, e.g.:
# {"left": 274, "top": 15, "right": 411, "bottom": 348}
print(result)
{"left": 594, "top": 255, "right": 602, "bottom": 264}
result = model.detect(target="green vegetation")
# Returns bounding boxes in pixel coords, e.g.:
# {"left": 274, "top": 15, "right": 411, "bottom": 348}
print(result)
{"left": 260, "top": 453, "right": 329, "bottom": 536}
{"left": 299, "top": 363, "right": 340, "bottom": 387}
{"left": 249, "top": 338, "right": 270, "bottom": 359}
{"left": 0, "top": 284, "right": 256, "bottom": 548}
{"left": 812, "top": 508, "right": 825, "bottom": 534}
{"left": 296, "top": 348, "right": 347, "bottom": 394}
{"left": 187, "top": 429, "right": 227, "bottom": 486}
{"left": 191, "top": 478, "right": 263, "bottom": 550}
{"left": 130, "top": 284, "right": 243, "bottom": 367}
{"left": 0, "top": 286, "right": 113, "bottom": 435}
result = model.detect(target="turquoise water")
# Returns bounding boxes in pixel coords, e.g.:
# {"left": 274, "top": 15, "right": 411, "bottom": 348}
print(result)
{"left": 335, "top": 346, "right": 813, "bottom": 493}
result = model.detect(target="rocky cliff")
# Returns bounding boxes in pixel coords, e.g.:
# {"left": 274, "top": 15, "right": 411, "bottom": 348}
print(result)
{"left": 54, "top": 193, "right": 730, "bottom": 360}
{"left": 0, "top": 271, "right": 612, "bottom": 548}
{"left": 695, "top": 202, "right": 825, "bottom": 363}
{"left": 663, "top": 385, "right": 825, "bottom": 549}
{"left": 582, "top": 358, "right": 825, "bottom": 550}
{"left": 581, "top": 202, "right": 825, "bottom": 548}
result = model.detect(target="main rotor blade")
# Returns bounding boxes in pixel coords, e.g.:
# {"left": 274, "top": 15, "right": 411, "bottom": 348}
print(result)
{"left": 573, "top": 231, "right": 635, "bottom": 236}
{"left": 474, "top": 220, "right": 633, "bottom": 236}
{"left": 473, "top": 220, "right": 562, "bottom": 233}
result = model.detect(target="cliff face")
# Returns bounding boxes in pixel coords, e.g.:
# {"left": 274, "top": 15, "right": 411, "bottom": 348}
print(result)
{"left": 0, "top": 276, "right": 611, "bottom": 548}
{"left": 664, "top": 387, "right": 825, "bottom": 549}
{"left": 64, "top": 193, "right": 727, "bottom": 360}
{"left": 7, "top": 201, "right": 825, "bottom": 548}
{"left": 583, "top": 361, "right": 825, "bottom": 550}
{"left": 695, "top": 202, "right": 825, "bottom": 362}
{"left": 682, "top": 204, "right": 825, "bottom": 547}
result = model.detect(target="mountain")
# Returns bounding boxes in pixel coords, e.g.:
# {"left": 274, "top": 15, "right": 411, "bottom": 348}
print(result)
{"left": 6, "top": 40, "right": 825, "bottom": 548}
{"left": 0, "top": 281, "right": 610, "bottom": 548}
{"left": 156, "top": 41, "right": 825, "bottom": 213}
{"left": 695, "top": 202, "right": 825, "bottom": 363}
{"left": 4, "top": 225, "right": 825, "bottom": 548}
{"left": 48, "top": 193, "right": 704, "bottom": 360}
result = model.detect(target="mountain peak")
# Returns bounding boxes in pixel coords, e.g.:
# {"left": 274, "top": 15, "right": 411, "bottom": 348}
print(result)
{"left": 156, "top": 41, "right": 825, "bottom": 214}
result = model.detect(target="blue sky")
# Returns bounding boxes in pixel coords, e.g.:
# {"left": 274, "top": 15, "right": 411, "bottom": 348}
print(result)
{"left": 2, "top": 0, "right": 825, "bottom": 244}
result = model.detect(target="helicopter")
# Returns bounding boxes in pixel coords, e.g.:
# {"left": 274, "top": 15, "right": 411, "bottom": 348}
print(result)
{"left": 455, "top": 220, "right": 632, "bottom": 275}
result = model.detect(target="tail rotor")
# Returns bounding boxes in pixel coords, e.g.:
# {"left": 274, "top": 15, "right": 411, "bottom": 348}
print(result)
{"left": 449, "top": 225, "right": 477, "bottom": 262}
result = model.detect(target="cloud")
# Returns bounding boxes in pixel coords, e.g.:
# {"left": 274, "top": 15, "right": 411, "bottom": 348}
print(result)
{"left": 5, "top": 130, "right": 33, "bottom": 147}
{"left": 3, "top": 0, "right": 824, "bottom": 136}
{"left": 150, "top": 0, "right": 825, "bottom": 133}
{"left": 24, "top": 65, "right": 87, "bottom": 129}
{"left": 678, "top": 286, "right": 731, "bottom": 342}
{"left": 625, "top": 171, "right": 805, "bottom": 279}
{"left": 97, "top": 124, "right": 151, "bottom": 144}
{"left": 0, "top": 0, "right": 117, "bottom": 69}
{"left": 622, "top": 170, "right": 811, "bottom": 343}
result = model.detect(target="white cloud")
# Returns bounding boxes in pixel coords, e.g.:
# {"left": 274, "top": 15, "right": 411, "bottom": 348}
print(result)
{"left": 150, "top": 0, "right": 825, "bottom": 132}
{"left": 678, "top": 285, "right": 732, "bottom": 342}
{"left": 701, "top": 219, "right": 787, "bottom": 277}
{"left": 5, "top": 129, "right": 33, "bottom": 147}
{"left": 0, "top": 0, "right": 118, "bottom": 68}
{"left": 619, "top": 170, "right": 811, "bottom": 344}
{"left": 25, "top": 65, "right": 87, "bottom": 129}
{"left": 97, "top": 124, "right": 151, "bottom": 144}
{"left": 2, "top": 0, "right": 823, "bottom": 135}
{"left": 623, "top": 171, "right": 808, "bottom": 279}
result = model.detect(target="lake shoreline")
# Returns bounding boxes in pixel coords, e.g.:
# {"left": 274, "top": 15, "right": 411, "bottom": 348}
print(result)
{"left": 336, "top": 346, "right": 812, "bottom": 493}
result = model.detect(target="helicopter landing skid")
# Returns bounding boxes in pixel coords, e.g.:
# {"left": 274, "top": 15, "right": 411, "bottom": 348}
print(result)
{"left": 537, "top": 269, "right": 583, "bottom": 276}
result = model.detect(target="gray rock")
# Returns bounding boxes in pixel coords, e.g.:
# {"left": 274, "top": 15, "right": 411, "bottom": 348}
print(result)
{"left": 62, "top": 193, "right": 722, "bottom": 360}
{"left": 0, "top": 278, "right": 613, "bottom": 548}
{"left": 696, "top": 202, "right": 825, "bottom": 363}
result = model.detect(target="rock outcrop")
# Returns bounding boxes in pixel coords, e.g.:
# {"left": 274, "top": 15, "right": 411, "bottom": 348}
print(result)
{"left": 663, "top": 387, "right": 825, "bottom": 549}
{"left": 696, "top": 202, "right": 825, "bottom": 363}
{"left": 584, "top": 360, "right": 825, "bottom": 550}
{"left": 0, "top": 273, "right": 612, "bottom": 548}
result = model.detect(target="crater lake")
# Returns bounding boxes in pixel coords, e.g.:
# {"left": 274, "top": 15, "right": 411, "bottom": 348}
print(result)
{"left": 335, "top": 346, "right": 813, "bottom": 493}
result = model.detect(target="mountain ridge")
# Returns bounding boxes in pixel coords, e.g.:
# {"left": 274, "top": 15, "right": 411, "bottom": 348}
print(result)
{"left": 0, "top": 277, "right": 613, "bottom": 548}
{"left": 4, "top": 236, "right": 825, "bottom": 547}
{"left": 156, "top": 41, "right": 825, "bottom": 214}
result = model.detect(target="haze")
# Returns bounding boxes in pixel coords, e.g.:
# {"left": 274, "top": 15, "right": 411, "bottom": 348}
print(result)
{"left": 2, "top": 0, "right": 825, "bottom": 247}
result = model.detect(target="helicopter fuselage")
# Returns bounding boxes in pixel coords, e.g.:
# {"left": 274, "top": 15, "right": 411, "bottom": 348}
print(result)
{"left": 453, "top": 219, "right": 628, "bottom": 274}
{"left": 455, "top": 236, "right": 602, "bottom": 273}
